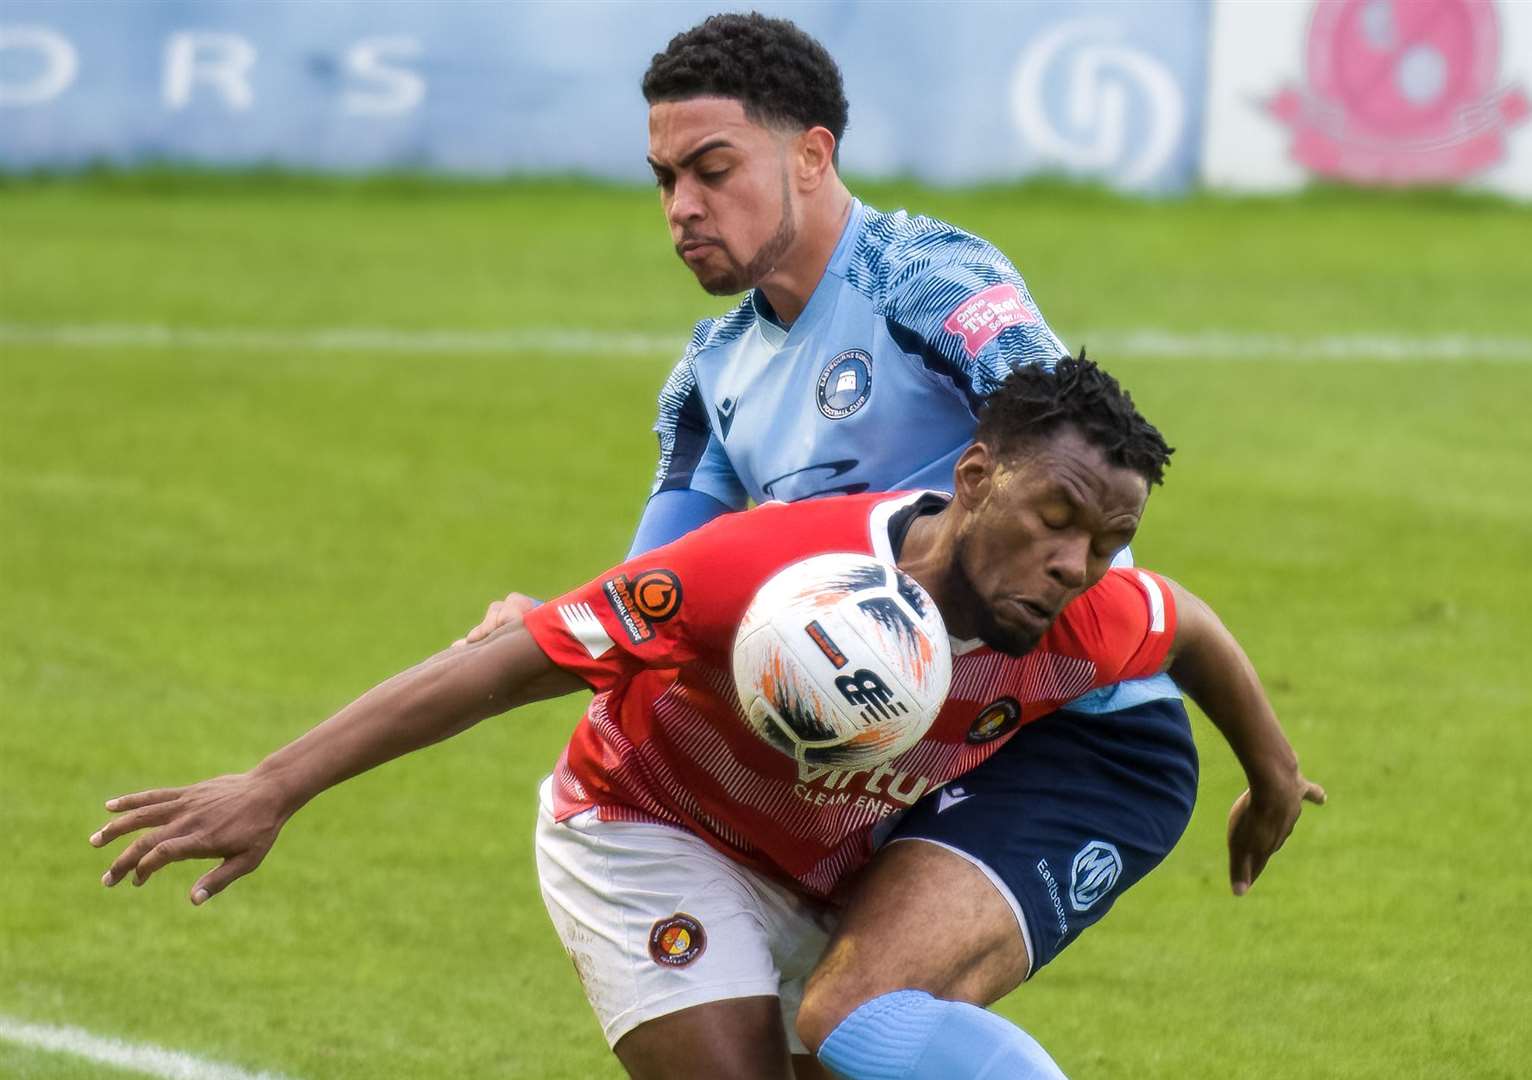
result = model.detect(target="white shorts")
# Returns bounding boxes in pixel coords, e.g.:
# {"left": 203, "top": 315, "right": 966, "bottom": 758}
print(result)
{"left": 533, "top": 777, "right": 836, "bottom": 1050}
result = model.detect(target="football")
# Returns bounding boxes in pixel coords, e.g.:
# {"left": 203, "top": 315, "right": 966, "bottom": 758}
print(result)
{"left": 731, "top": 553, "right": 952, "bottom": 770}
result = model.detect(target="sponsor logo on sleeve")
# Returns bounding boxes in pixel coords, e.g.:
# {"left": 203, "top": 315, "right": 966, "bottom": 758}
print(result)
{"left": 648, "top": 912, "right": 707, "bottom": 967}
{"left": 556, "top": 601, "right": 615, "bottom": 659}
{"left": 1069, "top": 840, "right": 1123, "bottom": 912}
{"left": 965, "top": 696, "right": 1022, "bottom": 744}
{"left": 943, "top": 283, "right": 1039, "bottom": 357}
{"left": 631, "top": 569, "right": 682, "bottom": 621}
{"left": 602, "top": 569, "right": 680, "bottom": 644}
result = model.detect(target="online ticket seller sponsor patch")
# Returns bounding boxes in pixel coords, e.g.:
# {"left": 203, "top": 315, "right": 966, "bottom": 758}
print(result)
{"left": 943, "top": 283, "right": 1039, "bottom": 356}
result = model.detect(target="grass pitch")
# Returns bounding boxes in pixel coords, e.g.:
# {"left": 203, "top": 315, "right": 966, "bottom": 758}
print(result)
{"left": 2, "top": 175, "right": 1529, "bottom": 1078}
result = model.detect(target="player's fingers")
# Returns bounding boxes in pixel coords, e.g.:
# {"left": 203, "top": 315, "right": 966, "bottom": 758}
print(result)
{"left": 504, "top": 593, "right": 539, "bottom": 616}
{"left": 190, "top": 851, "right": 261, "bottom": 906}
{"left": 465, "top": 601, "right": 506, "bottom": 644}
{"left": 89, "top": 803, "right": 179, "bottom": 847}
{"left": 104, "top": 828, "right": 177, "bottom": 886}
{"left": 1304, "top": 782, "right": 1327, "bottom": 805}
{"left": 132, "top": 835, "right": 202, "bottom": 886}
{"left": 1230, "top": 844, "right": 1253, "bottom": 896}
{"left": 104, "top": 788, "right": 184, "bottom": 813}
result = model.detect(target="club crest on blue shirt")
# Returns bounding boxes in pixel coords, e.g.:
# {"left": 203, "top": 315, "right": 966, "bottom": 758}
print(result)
{"left": 816, "top": 350, "right": 873, "bottom": 420}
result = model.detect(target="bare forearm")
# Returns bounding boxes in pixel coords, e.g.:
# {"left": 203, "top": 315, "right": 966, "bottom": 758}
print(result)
{"left": 255, "top": 623, "right": 579, "bottom": 812}
{"left": 1166, "top": 584, "right": 1299, "bottom": 788}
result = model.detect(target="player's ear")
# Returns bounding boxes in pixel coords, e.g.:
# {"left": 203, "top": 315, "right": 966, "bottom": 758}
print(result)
{"left": 795, "top": 126, "right": 837, "bottom": 191}
{"left": 953, "top": 442, "right": 995, "bottom": 510}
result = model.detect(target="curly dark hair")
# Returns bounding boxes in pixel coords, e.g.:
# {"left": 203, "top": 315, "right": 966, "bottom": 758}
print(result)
{"left": 642, "top": 13, "right": 849, "bottom": 150}
{"left": 976, "top": 353, "right": 1175, "bottom": 486}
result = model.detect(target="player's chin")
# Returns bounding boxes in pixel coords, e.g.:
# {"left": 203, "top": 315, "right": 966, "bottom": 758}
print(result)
{"left": 977, "top": 616, "right": 1043, "bottom": 658}
{"left": 687, "top": 257, "right": 749, "bottom": 297}
{"left": 697, "top": 272, "right": 749, "bottom": 297}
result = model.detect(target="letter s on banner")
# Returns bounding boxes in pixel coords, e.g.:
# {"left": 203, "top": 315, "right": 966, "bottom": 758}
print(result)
{"left": 344, "top": 36, "right": 424, "bottom": 115}
{"left": 0, "top": 25, "right": 78, "bottom": 107}
{"left": 1010, "top": 19, "right": 1183, "bottom": 190}
{"left": 162, "top": 31, "right": 256, "bottom": 111}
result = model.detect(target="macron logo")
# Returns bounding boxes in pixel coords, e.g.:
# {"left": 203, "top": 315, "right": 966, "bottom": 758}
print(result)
{"left": 937, "top": 785, "right": 974, "bottom": 814}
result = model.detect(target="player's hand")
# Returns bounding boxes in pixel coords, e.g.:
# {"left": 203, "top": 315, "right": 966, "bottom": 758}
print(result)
{"left": 452, "top": 591, "right": 541, "bottom": 648}
{"left": 1226, "top": 771, "right": 1326, "bottom": 896}
{"left": 90, "top": 772, "right": 293, "bottom": 905}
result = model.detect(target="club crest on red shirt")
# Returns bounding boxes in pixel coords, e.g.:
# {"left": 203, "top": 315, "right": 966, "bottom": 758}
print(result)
{"left": 966, "top": 696, "right": 1021, "bottom": 744}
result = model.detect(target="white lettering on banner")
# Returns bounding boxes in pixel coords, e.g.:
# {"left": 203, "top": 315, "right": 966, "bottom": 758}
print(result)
{"left": 0, "top": 25, "right": 77, "bottom": 106}
{"left": 162, "top": 31, "right": 256, "bottom": 111}
{"left": 1010, "top": 19, "right": 1184, "bottom": 189}
{"left": 343, "top": 36, "right": 425, "bottom": 115}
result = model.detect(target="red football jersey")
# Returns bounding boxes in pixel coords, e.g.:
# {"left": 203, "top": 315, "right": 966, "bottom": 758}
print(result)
{"left": 523, "top": 491, "right": 1177, "bottom": 899}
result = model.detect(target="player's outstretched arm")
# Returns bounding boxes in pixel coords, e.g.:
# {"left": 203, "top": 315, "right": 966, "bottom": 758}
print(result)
{"left": 1162, "top": 580, "right": 1327, "bottom": 897}
{"left": 90, "top": 620, "right": 584, "bottom": 905}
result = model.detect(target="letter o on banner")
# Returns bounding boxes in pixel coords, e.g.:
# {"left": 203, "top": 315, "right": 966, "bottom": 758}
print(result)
{"left": 0, "top": 25, "right": 79, "bottom": 107}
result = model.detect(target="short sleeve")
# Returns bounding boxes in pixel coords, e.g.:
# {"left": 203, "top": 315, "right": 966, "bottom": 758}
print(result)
{"left": 650, "top": 330, "right": 748, "bottom": 510}
{"left": 882, "top": 249, "right": 1067, "bottom": 412}
{"left": 522, "top": 509, "right": 767, "bottom": 691}
{"left": 1049, "top": 568, "right": 1178, "bottom": 686}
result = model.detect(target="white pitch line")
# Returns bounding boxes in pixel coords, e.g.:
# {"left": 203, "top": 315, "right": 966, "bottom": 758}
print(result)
{"left": 0, "top": 1014, "right": 295, "bottom": 1080}
{"left": 1, "top": 321, "right": 1530, "bottom": 362}
{"left": 0, "top": 322, "right": 677, "bottom": 357}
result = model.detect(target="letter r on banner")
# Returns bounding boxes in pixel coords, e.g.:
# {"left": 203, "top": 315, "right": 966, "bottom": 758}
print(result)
{"left": 163, "top": 31, "right": 256, "bottom": 110}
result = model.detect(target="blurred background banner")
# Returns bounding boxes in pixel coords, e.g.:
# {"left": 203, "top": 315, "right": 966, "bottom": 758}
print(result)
{"left": 2, "top": 0, "right": 1529, "bottom": 193}
{"left": 0, "top": 0, "right": 1208, "bottom": 191}
{"left": 1204, "top": 0, "right": 1532, "bottom": 196}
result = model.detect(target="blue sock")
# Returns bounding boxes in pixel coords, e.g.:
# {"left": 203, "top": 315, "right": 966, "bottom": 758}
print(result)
{"left": 817, "top": 989, "right": 1067, "bottom": 1079}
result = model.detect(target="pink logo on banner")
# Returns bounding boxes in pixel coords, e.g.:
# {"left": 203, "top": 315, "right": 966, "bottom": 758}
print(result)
{"left": 1269, "top": 0, "right": 1529, "bottom": 184}
{"left": 943, "top": 283, "right": 1038, "bottom": 357}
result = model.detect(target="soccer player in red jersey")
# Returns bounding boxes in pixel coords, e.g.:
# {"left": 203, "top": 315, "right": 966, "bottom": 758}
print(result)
{"left": 93, "top": 360, "right": 1319, "bottom": 1079}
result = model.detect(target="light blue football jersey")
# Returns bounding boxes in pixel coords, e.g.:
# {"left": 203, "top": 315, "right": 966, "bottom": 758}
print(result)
{"left": 649, "top": 198, "right": 1177, "bottom": 710}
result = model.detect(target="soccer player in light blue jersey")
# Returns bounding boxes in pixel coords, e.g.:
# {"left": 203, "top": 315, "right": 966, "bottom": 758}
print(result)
{"left": 463, "top": 14, "right": 1323, "bottom": 1079}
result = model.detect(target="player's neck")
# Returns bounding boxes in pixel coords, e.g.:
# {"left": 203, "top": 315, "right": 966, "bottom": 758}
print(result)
{"left": 755, "top": 185, "right": 853, "bottom": 326}
{"left": 895, "top": 509, "right": 980, "bottom": 642}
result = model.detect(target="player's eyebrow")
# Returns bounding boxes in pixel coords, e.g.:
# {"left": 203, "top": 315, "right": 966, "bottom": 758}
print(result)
{"left": 647, "top": 138, "right": 736, "bottom": 173}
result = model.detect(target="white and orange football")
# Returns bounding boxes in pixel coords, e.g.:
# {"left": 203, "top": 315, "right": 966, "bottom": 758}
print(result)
{"left": 731, "top": 553, "right": 951, "bottom": 770}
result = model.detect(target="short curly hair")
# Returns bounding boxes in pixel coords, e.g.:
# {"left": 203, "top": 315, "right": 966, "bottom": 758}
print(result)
{"left": 976, "top": 353, "right": 1174, "bottom": 486}
{"left": 642, "top": 13, "right": 849, "bottom": 149}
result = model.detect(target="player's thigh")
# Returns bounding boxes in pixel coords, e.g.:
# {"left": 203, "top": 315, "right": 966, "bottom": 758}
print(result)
{"left": 534, "top": 780, "right": 821, "bottom": 1073}
{"left": 798, "top": 699, "right": 1199, "bottom": 1046}
{"left": 614, "top": 996, "right": 794, "bottom": 1080}
{"left": 795, "top": 839, "right": 1028, "bottom": 1050}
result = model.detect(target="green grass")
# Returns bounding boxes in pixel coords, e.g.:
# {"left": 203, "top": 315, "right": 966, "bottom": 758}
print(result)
{"left": 2, "top": 175, "right": 1529, "bottom": 1078}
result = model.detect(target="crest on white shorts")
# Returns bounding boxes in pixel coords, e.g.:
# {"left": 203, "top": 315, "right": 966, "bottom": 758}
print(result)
{"left": 648, "top": 912, "right": 707, "bottom": 968}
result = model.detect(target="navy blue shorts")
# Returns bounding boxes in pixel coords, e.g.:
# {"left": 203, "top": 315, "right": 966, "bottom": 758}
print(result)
{"left": 887, "top": 697, "right": 1198, "bottom": 975}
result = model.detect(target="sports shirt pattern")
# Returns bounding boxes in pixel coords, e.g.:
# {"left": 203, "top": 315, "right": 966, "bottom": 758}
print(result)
{"left": 646, "top": 198, "right": 1179, "bottom": 714}
{"left": 523, "top": 491, "right": 1177, "bottom": 900}
{"left": 649, "top": 199, "right": 1066, "bottom": 508}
